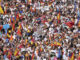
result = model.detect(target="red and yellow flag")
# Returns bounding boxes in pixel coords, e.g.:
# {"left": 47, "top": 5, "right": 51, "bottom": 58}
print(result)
{"left": 28, "top": 0, "right": 32, "bottom": 4}
{"left": 17, "top": 29, "right": 21, "bottom": 36}
{"left": 70, "top": 53, "right": 74, "bottom": 60}
{"left": 40, "top": 47, "right": 43, "bottom": 52}
{"left": 57, "top": 12, "right": 60, "bottom": 20}
{"left": 25, "top": 39, "right": 28, "bottom": 44}
{"left": 14, "top": 49, "right": 19, "bottom": 58}
{"left": 78, "top": 20, "right": 80, "bottom": 27}
{"left": 0, "top": 25, "right": 3, "bottom": 31}
{"left": 78, "top": 52, "right": 80, "bottom": 60}
{"left": 12, "top": 23, "right": 15, "bottom": 31}
{"left": 19, "top": 23, "right": 22, "bottom": 29}
{"left": 31, "top": 53, "right": 34, "bottom": 60}
{"left": 31, "top": 40, "right": 33, "bottom": 45}
{"left": 54, "top": 42, "right": 61, "bottom": 46}
{"left": 10, "top": 35, "right": 13, "bottom": 41}
{"left": 16, "top": 13, "right": 19, "bottom": 21}
{"left": 0, "top": 6, "right": 4, "bottom": 14}
{"left": 7, "top": 51, "right": 12, "bottom": 59}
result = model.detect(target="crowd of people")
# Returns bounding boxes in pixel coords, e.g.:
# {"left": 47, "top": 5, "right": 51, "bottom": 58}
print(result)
{"left": 0, "top": 0, "right": 80, "bottom": 60}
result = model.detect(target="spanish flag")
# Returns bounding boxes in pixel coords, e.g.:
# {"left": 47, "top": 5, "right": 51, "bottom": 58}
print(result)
{"left": 28, "top": 0, "right": 32, "bottom": 4}
{"left": 27, "top": 29, "right": 30, "bottom": 33}
{"left": 8, "top": 51, "right": 12, "bottom": 59}
{"left": 40, "top": 47, "right": 43, "bottom": 52}
{"left": 7, "top": 33, "right": 10, "bottom": 38}
{"left": 57, "top": 12, "right": 60, "bottom": 20}
{"left": 65, "top": 21, "right": 74, "bottom": 28}
{"left": 14, "top": 49, "right": 19, "bottom": 58}
{"left": 35, "top": 43, "right": 37, "bottom": 46}
{"left": 0, "top": 25, "right": 2, "bottom": 31}
{"left": 9, "top": 16, "right": 14, "bottom": 24}
{"left": 25, "top": 39, "right": 28, "bottom": 44}
{"left": 4, "top": 8, "right": 7, "bottom": 14}
{"left": 12, "top": 23, "right": 15, "bottom": 31}
{"left": 49, "top": 34, "right": 51, "bottom": 40}
{"left": 16, "top": 13, "right": 19, "bottom": 21}
{"left": 57, "top": 42, "right": 61, "bottom": 46}
{"left": 31, "top": 53, "right": 34, "bottom": 60}
{"left": 78, "top": 20, "right": 80, "bottom": 27}
{"left": 78, "top": 52, "right": 80, "bottom": 60}
{"left": 54, "top": 42, "right": 57, "bottom": 46}
{"left": 40, "top": 1, "right": 44, "bottom": 5}
{"left": 31, "top": 39, "right": 34, "bottom": 45}
{"left": 49, "top": 2, "right": 53, "bottom": 7}
{"left": 70, "top": 53, "right": 74, "bottom": 60}
{"left": 54, "top": 42, "right": 61, "bottom": 46}
{"left": 36, "top": 49, "right": 38, "bottom": 55}
{"left": 19, "top": 23, "right": 22, "bottom": 29}
{"left": 17, "top": 29, "right": 21, "bottom": 36}
{"left": 51, "top": 43, "right": 54, "bottom": 47}
{"left": 10, "top": 35, "right": 13, "bottom": 41}
{"left": 0, "top": 6, "right": 4, "bottom": 14}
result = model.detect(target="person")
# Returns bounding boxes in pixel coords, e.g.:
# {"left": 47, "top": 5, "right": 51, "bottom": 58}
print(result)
{"left": 0, "top": 0, "right": 80, "bottom": 60}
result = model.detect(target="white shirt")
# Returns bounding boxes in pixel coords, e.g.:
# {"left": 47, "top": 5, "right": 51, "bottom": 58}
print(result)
{"left": 37, "top": 56, "right": 41, "bottom": 60}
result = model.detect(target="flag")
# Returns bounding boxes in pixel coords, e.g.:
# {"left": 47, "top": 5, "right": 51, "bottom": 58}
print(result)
{"left": 51, "top": 43, "right": 54, "bottom": 47}
{"left": 40, "top": 1, "right": 44, "bottom": 5}
{"left": 28, "top": 0, "right": 32, "bottom": 4}
{"left": 27, "top": 29, "right": 30, "bottom": 33}
{"left": 57, "top": 12, "right": 60, "bottom": 20}
{"left": 7, "top": 51, "right": 12, "bottom": 59}
{"left": 70, "top": 53, "right": 74, "bottom": 60}
{"left": 49, "top": 2, "right": 53, "bottom": 7}
{"left": 10, "top": 35, "right": 13, "bottom": 41}
{"left": 12, "top": 23, "right": 15, "bottom": 31}
{"left": 0, "top": 25, "right": 3, "bottom": 31}
{"left": 10, "top": 16, "right": 14, "bottom": 24}
{"left": 78, "top": 52, "right": 80, "bottom": 60}
{"left": 0, "top": 6, "right": 4, "bottom": 14}
{"left": 25, "top": 39, "right": 28, "bottom": 44}
{"left": 57, "top": 42, "right": 61, "bottom": 46}
{"left": 49, "top": 34, "right": 51, "bottom": 40}
{"left": 4, "top": 9, "right": 7, "bottom": 14}
{"left": 7, "top": 33, "right": 10, "bottom": 38}
{"left": 14, "top": 49, "right": 19, "bottom": 58}
{"left": 17, "top": 29, "right": 21, "bottom": 36}
{"left": 40, "top": 47, "right": 43, "bottom": 52}
{"left": 54, "top": 42, "right": 61, "bottom": 46}
{"left": 19, "top": 23, "right": 22, "bottom": 29}
{"left": 65, "top": 22, "right": 74, "bottom": 28}
{"left": 31, "top": 38, "right": 34, "bottom": 45}
{"left": 54, "top": 42, "right": 57, "bottom": 46}
{"left": 36, "top": 49, "right": 38, "bottom": 55}
{"left": 31, "top": 53, "right": 34, "bottom": 60}
{"left": 16, "top": 13, "right": 19, "bottom": 21}
{"left": 35, "top": 43, "right": 37, "bottom": 46}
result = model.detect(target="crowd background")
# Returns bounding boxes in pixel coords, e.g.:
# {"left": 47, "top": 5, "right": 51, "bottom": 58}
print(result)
{"left": 0, "top": 0, "right": 80, "bottom": 60}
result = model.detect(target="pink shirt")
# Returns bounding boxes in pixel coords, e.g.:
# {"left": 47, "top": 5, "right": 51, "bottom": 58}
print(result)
{"left": 54, "top": 57, "right": 57, "bottom": 60}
